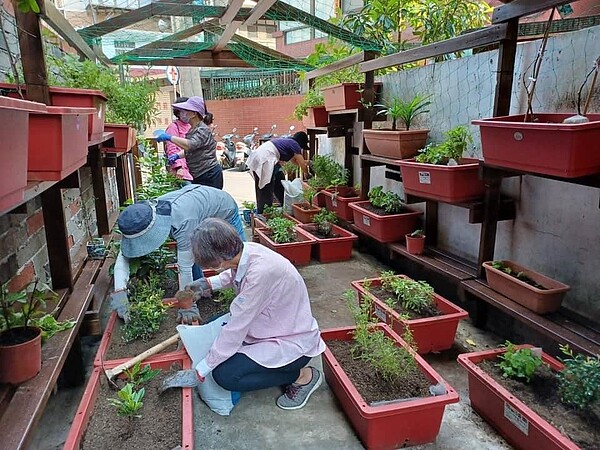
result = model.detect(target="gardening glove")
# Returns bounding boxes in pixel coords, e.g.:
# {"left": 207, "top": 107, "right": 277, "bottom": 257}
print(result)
{"left": 156, "top": 132, "right": 172, "bottom": 143}
{"left": 168, "top": 154, "right": 180, "bottom": 165}
{"left": 110, "top": 289, "right": 130, "bottom": 322}
{"left": 176, "top": 304, "right": 200, "bottom": 325}
{"left": 184, "top": 277, "right": 212, "bottom": 301}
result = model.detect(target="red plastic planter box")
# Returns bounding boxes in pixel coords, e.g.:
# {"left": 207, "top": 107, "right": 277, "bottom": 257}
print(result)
{"left": 0, "top": 97, "right": 46, "bottom": 213}
{"left": 64, "top": 353, "right": 194, "bottom": 450}
{"left": 457, "top": 346, "right": 579, "bottom": 450}
{"left": 28, "top": 106, "right": 94, "bottom": 181}
{"left": 291, "top": 202, "right": 321, "bottom": 223}
{"left": 104, "top": 123, "right": 137, "bottom": 152}
{"left": 472, "top": 113, "right": 600, "bottom": 178}
{"left": 298, "top": 223, "right": 358, "bottom": 263}
{"left": 352, "top": 276, "right": 468, "bottom": 354}
{"left": 322, "top": 188, "right": 361, "bottom": 222}
{"left": 302, "top": 106, "right": 328, "bottom": 127}
{"left": 322, "top": 83, "right": 363, "bottom": 111}
{"left": 348, "top": 200, "right": 422, "bottom": 243}
{"left": 255, "top": 226, "right": 315, "bottom": 265}
{"left": 322, "top": 324, "right": 459, "bottom": 450}
{"left": 397, "top": 158, "right": 484, "bottom": 203}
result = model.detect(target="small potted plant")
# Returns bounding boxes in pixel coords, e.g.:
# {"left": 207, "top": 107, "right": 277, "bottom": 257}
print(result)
{"left": 348, "top": 186, "right": 422, "bottom": 243}
{"left": 362, "top": 94, "right": 432, "bottom": 159}
{"left": 255, "top": 217, "right": 315, "bottom": 265}
{"left": 241, "top": 200, "right": 256, "bottom": 226}
{"left": 291, "top": 186, "right": 322, "bottom": 223}
{"left": 293, "top": 89, "right": 328, "bottom": 128}
{"left": 305, "top": 155, "right": 350, "bottom": 207}
{"left": 405, "top": 229, "right": 426, "bottom": 255}
{"left": 298, "top": 208, "right": 358, "bottom": 263}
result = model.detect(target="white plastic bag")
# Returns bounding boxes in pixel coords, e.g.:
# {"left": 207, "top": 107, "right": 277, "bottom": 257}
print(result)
{"left": 176, "top": 314, "right": 241, "bottom": 416}
{"left": 281, "top": 177, "right": 304, "bottom": 213}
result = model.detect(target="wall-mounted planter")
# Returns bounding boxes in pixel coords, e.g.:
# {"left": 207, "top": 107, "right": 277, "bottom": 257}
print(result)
{"left": 298, "top": 223, "right": 357, "bottom": 263}
{"left": 28, "top": 106, "right": 94, "bottom": 181}
{"left": 255, "top": 226, "right": 315, "bottom": 265}
{"left": 457, "top": 346, "right": 580, "bottom": 450}
{"left": 322, "top": 324, "right": 459, "bottom": 450}
{"left": 352, "top": 276, "right": 468, "bottom": 354}
{"left": 472, "top": 113, "right": 600, "bottom": 178}
{"left": 397, "top": 158, "right": 485, "bottom": 203}
{"left": 291, "top": 201, "right": 321, "bottom": 223}
{"left": 482, "top": 260, "right": 570, "bottom": 314}
{"left": 348, "top": 200, "right": 422, "bottom": 243}
{"left": 363, "top": 128, "right": 430, "bottom": 160}
{"left": 302, "top": 106, "right": 329, "bottom": 128}
{"left": 104, "top": 123, "right": 137, "bottom": 152}
{"left": 0, "top": 96, "right": 46, "bottom": 213}
{"left": 322, "top": 187, "right": 361, "bottom": 222}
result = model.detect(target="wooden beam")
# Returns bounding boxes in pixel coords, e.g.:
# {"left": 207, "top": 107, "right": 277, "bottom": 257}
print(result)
{"left": 244, "top": 0, "right": 277, "bottom": 26}
{"left": 122, "top": 50, "right": 252, "bottom": 67}
{"left": 359, "top": 24, "right": 509, "bottom": 73}
{"left": 305, "top": 52, "right": 369, "bottom": 80}
{"left": 492, "top": 0, "right": 571, "bottom": 24}
{"left": 78, "top": 4, "right": 154, "bottom": 39}
{"left": 219, "top": 0, "right": 244, "bottom": 25}
{"left": 41, "top": 1, "right": 97, "bottom": 60}
{"left": 214, "top": 20, "right": 243, "bottom": 53}
{"left": 493, "top": 19, "right": 519, "bottom": 117}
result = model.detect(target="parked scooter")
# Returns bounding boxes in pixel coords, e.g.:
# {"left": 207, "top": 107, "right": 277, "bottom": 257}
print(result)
{"left": 243, "top": 127, "right": 260, "bottom": 151}
{"left": 219, "top": 128, "right": 238, "bottom": 169}
{"left": 259, "top": 124, "right": 277, "bottom": 144}
{"left": 234, "top": 142, "right": 249, "bottom": 171}
{"left": 279, "top": 125, "right": 296, "bottom": 139}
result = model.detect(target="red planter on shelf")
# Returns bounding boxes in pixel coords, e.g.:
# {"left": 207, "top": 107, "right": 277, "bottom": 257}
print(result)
{"left": 322, "top": 324, "right": 459, "bottom": 450}
{"left": 302, "top": 106, "right": 328, "bottom": 128}
{"left": 0, "top": 326, "right": 42, "bottom": 385}
{"left": 104, "top": 123, "right": 137, "bottom": 152}
{"left": 397, "top": 158, "right": 485, "bottom": 203}
{"left": 28, "top": 106, "right": 94, "bottom": 181}
{"left": 0, "top": 97, "right": 46, "bottom": 213}
{"left": 362, "top": 129, "right": 430, "bottom": 160}
{"left": 472, "top": 113, "right": 600, "bottom": 178}
{"left": 255, "top": 226, "right": 315, "bottom": 265}
{"left": 291, "top": 201, "right": 321, "bottom": 223}
{"left": 322, "top": 83, "right": 363, "bottom": 111}
{"left": 322, "top": 187, "right": 361, "bottom": 222}
{"left": 405, "top": 233, "right": 426, "bottom": 255}
{"left": 348, "top": 200, "right": 422, "bottom": 243}
{"left": 457, "top": 346, "right": 579, "bottom": 450}
{"left": 298, "top": 223, "right": 358, "bottom": 263}
{"left": 352, "top": 276, "right": 468, "bottom": 354}
{"left": 64, "top": 353, "right": 194, "bottom": 450}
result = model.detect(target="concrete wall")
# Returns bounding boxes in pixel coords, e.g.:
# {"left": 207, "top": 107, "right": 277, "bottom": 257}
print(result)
{"left": 367, "top": 25, "right": 600, "bottom": 321}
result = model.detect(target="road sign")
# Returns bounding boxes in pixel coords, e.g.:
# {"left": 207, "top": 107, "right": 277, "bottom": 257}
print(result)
{"left": 166, "top": 66, "right": 180, "bottom": 85}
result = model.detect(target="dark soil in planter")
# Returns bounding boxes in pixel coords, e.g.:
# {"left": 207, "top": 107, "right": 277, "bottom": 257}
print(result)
{"left": 162, "top": 277, "right": 179, "bottom": 298}
{"left": 82, "top": 369, "right": 181, "bottom": 449}
{"left": 303, "top": 228, "right": 341, "bottom": 240}
{"left": 0, "top": 327, "right": 38, "bottom": 345}
{"left": 479, "top": 360, "right": 600, "bottom": 448}
{"left": 197, "top": 296, "right": 229, "bottom": 324}
{"left": 504, "top": 271, "right": 547, "bottom": 290}
{"left": 296, "top": 203, "right": 317, "bottom": 211}
{"left": 370, "top": 286, "right": 442, "bottom": 320}
{"left": 105, "top": 308, "right": 179, "bottom": 361}
{"left": 327, "top": 339, "right": 432, "bottom": 405}
{"left": 362, "top": 203, "right": 410, "bottom": 216}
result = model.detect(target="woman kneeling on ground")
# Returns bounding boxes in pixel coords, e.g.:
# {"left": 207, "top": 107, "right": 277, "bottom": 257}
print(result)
{"left": 186, "top": 218, "right": 325, "bottom": 410}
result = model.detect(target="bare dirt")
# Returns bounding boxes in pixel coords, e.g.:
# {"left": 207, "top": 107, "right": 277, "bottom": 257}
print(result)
{"left": 196, "top": 296, "right": 229, "bottom": 324}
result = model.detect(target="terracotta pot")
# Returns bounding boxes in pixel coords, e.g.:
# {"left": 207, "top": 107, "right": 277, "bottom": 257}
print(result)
{"left": 398, "top": 158, "right": 485, "bottom": 203}
{"left": 363, "top": 128, "right": 429, "bottom": 159}
{"left": 482, "top": 260, "right": 570, "bottom": 314}
{"left": 302, "top": 106, "right": 328, "bottom": 128}
{"left": 352, "top": 276, "right": 468, "bottom": 354}
{"left": 322, "top": 324, "right": 459, "bottom": 450}
{"left": 103, "top": 123, "right": 137, "bottom": 152}
{"left": 298, "top": 224, "right": 358, "bottom": 263}
{"left": 291, "top": 202, "right": 321, "bottom": 223}
{"left": 0, "top": 326, "right": 42, "bottom": 385}
{"left": 472, "top": 113, "right": 600, "bottom": 178}
{"left": 255, "top": 226, "right": 315, "bottom": 265}
{"left": 348, "top": 200, "right": 422, "bottom": 243}
{"left": 322, "top": 188, "right": 361, "bottom": 222}
{"left": 405, "top": 234, "right": 426, "bottom": 255}
{"left": 322, "top": 83, "right": 363, "bottom": 111}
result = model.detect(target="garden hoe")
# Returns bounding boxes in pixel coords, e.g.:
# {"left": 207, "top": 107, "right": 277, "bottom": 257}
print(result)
{"left": 160, "top": 368, "right": 199, "bottom": 393}
{"left": 103, "top": 333, "right": 180, "bottom": 389}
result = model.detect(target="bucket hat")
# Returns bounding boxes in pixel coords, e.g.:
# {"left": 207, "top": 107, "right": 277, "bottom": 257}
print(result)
{"left": 292, "top": 131, "right": 309, "bottom": 150}
{"left": 172, "top": 96, "right": 206, "bottom": 116}
{"left": 118, "top": 200, "right": 172, "bottom": 258}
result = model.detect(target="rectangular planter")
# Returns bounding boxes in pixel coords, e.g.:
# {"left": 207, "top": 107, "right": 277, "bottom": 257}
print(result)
{"left": 28, "top": 106, "right": 95, "bottom": 181}
{"left": 472, "top": 113, "right": 600, "bottom": 178}
{"left": 322, "top": 83, "right": 363, "bottom": 111}
{"left": 0, "top": 97, "right": 46, "bottom": 213}
{"left": 482, "top": 260, "right": 570, "bottom": 314}
{"left": 322, "top": 324, "right": 459, "bottom": 450}
{"left": 348, "top": 200, "right": 422, "bottom": 243}
{"left": 457, "top": 346, "right": 579, "bottom": 450}
{"left": 397, "top": 158, "right": 485, "bottom": 203}
{"left": 352, "top": 276, "right": 468, "bottom": 354}
{"left": 302, "top": 106, "right": 329, "bottom": 128}
{"left": 291, "top": 201, "right": 321, "bottom": 223}
{"left": 322, "top": 188, "right": 361, "bottom": 222}
{"left": 363, "top": 129, "right": 429, "bottom": 159}
{"left": 298, "top": 224, "right": 358, "bottom": 263}
{"left": 64, "top": 353, "right": 194, "bottom": 450}
{"left": 255, "top": 226, "right": 315, "bottom": 266}
{"left": 104, "top": 123, "right": 137, "bottom": 152}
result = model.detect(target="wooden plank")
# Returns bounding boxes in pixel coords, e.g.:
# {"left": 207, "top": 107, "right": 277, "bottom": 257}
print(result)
{"left": 244, "top": 0, "right": 278, "bottom": 26}
{"left": 88, "top": 146, "right": 110, "bottom": 236}
{"left": 359, "top": 24, "right": 508, "bottom": 73}
{"left": 493, "top": 19, "right": 519, "bottom": 117}
{"left": 213, "top": 20, "right": 243, "bottom": 53}
{"left": 492, "top": 0, "right": 572, "bottom": 24}
{"left": 219, "top": 0, "right": 245, "bottom": 25}
{"left": 121, "top": 50, "right": 252, "bottom": 67}
{"left": 78, "top": 4, "right": 154, "bottom": 39}
{"left": 477, "top": 172, "right": 502, "bottom": 278}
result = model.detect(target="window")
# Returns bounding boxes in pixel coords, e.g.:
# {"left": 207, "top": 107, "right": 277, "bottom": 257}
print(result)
{"left": 280, "top": 0, "right": 335, "bottom": 44}
{"left": 113, "top": 40, "right": 135, "bottom": 56}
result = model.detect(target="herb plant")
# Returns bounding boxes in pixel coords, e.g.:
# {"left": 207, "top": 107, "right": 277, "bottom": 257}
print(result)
{"left": 376, "top": 94, "right": 432, "bottom": 130}
{"left": 0, "top": 280, "right": 55, "bottom": 334}
{"left": 497, "top": 341, "right": 543, "bottom": 383}
{"left": 266, "top": 217, "right": 296, "bottom": 244}
{"left": 313, "top": 208, "right": 338, "bottom": 236}
{"left": 108, "top": 383, "right": 145, "bottom": 418}
{"left": 123, "top": 277, "right": 168, "bottom": 343}
{"left": 409, "top": 229, "right": 425, "bottom": 238}
{"left": 490, "top": 261, "right": 547, "bottom": 290}
{"left": 242, "top": 201, "right": 256, "bottom": 211}
{"left": 415, "top": 126, "right": 473, "bottom": 165}
{"left": 214, "top": 288, "right": 237, "bottom": 309}
{"left": 309, "top": 155, "right": 349, "bottom": 189}
{"left": 124, "top": 362, "right": 161, "bottom": 389}
{"left": 556, "top": 344, "right": 600, "bottom": 409}
{"left": 368, "top": 186, "right": 405, "bottom": 214}
{"left": 379, "top": 271, "right": 436, "bottom": 315}
{"left": 302, "top": 186, "right": 317, "bottom": 205}
{"left": 262, "top": 205, "right": 284, "bottom": 219}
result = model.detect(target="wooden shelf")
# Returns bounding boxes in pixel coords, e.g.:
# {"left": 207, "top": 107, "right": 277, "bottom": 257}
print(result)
{"left": 87, "top": 131, "right": 114, "bottom": 149}
{"left": 482, "top": 163, "right": 600, "bottom": 189}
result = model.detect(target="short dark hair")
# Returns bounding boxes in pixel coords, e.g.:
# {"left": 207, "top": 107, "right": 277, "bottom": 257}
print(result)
{"left": 203, "top": 112, "right": 214, "bottom": 126}
{"left": 191, "top": 218, "right": 243, "bottom": 268}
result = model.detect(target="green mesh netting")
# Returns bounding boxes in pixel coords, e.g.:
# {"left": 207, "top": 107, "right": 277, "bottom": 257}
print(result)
{"left": 112, "top": 40, "right": 215, "bottom": 63}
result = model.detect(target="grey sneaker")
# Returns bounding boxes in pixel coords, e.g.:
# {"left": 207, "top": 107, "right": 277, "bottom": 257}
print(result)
{"left": 276, "top": 367, "right": 322, "bottom": 410}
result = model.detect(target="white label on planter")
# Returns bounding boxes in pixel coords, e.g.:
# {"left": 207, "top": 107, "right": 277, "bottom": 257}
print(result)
{"left": 418, "top": 171, "right": 431, "bottom": 184}
{"left": 374, "top": 304, "right": 387, "bottom": 322}
{"left": 332, "top": 198, "right": 338, "bottom": 207}
{"left": 504, "top": 402, "right": 529, "bottom": 435}
{"left": 363, "top": 215, "right": 371, "bottom": 226}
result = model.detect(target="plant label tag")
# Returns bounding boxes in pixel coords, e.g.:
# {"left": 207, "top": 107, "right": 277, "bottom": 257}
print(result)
{"left": 374, "top": 305, "right": 387, "bottom": 322}
{"left": 362, "top": 215, "right": 370, "bottom": 226}
{"left": 504, "top": 402, "right": 529, "bottom": 435}
{"left": 332, "top": 198, "right": 337, "bottom": 207}
{"left": 418, "top": 171, "right": 431, "bottom": 184}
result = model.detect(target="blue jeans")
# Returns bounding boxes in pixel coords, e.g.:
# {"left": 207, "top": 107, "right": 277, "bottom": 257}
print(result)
{"left": 213, "top": 353, "right": 310, "bottom": 392}
{"left": 193, "top": 165, "right": 223, "bottom": 190}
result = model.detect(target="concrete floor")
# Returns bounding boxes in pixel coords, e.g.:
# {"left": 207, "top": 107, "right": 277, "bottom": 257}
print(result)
{"left": 30, "top": 169, "right": 514, "bottom": 449}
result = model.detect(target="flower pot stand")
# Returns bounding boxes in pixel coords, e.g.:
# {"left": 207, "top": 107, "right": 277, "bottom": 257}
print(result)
{"left": 348, "top": 200, "right": 422, "bottom": 243}
{"left": 255, "top": 226, "right": 315, "bottom": 265}
{"left": 104, "top": 123, "right": 137, "bottom": 152}
{"left": 298, "top": 224, "right": 358, "bottom": 263}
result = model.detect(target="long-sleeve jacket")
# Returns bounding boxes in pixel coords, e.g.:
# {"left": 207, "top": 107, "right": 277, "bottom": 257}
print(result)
{"left": 165, "top": 120, "right": 192, "bottom": 181}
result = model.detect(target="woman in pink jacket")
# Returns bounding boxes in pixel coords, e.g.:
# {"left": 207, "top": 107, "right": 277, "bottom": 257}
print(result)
{"left": 165, "top": 97, "right": 193, "bottom": 183}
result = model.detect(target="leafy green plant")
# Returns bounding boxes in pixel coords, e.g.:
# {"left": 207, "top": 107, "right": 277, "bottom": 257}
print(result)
{"left": 313, "top": 208, "right": 338, "bottom": 236}
{"left": 123, "top": 277, "right": 168, "bottom": 343}
{"left": 29, "top": 314, "right": 76, "bottom": 342}
{"left": 262, "top": 205, "right": 284, "bottom": 219}
{"left": 368, "top": 186, "right": 405, "bottom": 214}
{"left": 214, "top": 288, "right": 237, "bottom": 310}
{"left": 241, "top": 201, "right": 256, "bottom": 211}
{"left": 302, "top": 186, "right": 317, "bottom": 205}
{"left": 497, "top": 341, "right": 543, "bottom": 383}
{"left": 135, "top": 140, "right": 186, "bottom": 201}
{"left": 124, "top": 362, "right": 161, "bottom": 389}
{"left": 379, "top": 271, "right": 435, "bottom": 315}
{"left": 556, "top": 344, "right": 600, "bottom": 409}
{"left": 293, "top": 89, "right": 325, "bottom": 120}
{"left": 310, "top": 155, "right": 349, "bottom": 189}
{"left": 409, "top": 229, "right": 425, "bottom": 238}
{"left": 16, "top": 0, "right": 40, "bottom": 13}
{"left": 266, "top": 217, "right": 296, "bottom": 244}
{"left": 108, "top": 383, "right": 145, "bottom": 418}
{"left": 376, "top": 94, "right": 432, "bottom": 131}
{"left": 0, "top": 280, "right": 56, "bottom": 334}
{"left": 282, "top": 161, "right": 300, "bottom": 179}
{"left": 415, "top": 126, "right": 473, "bottom": 165}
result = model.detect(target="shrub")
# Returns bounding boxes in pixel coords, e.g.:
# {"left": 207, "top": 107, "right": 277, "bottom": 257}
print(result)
{"left": 266, "top": 217, "right": 296, "bottom": 243}
{"left": 557, "top": 344, "right": 600, "bottom": 409}
{"left": 415, "top": 126, "right": 473, "bottom": 165}
{"left": 368, "top": 186, "right": 405, "bottom": 214}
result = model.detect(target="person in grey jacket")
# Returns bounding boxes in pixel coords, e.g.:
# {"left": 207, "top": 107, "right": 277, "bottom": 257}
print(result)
{"left": 110, "top": 184, "right": 245, "bottom": 323}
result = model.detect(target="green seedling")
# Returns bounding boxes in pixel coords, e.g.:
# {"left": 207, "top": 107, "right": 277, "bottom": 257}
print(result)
{"left": 124, "top": 362, "right": 161, "bottom": 389}
{"left": 108, "top": 383, "right": 145, "bottom": 418}
{"left": 497, "top": 341, "right": 543, "bottom": 383}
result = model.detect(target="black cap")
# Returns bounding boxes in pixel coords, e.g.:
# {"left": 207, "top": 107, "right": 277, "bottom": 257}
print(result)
{"left": 291, "top": 131, "right": 309, "bottom": 150}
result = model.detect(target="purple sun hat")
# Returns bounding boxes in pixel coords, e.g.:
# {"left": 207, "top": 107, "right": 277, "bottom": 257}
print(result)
{"left": 172, "top": 96, "right": 206, "bottom": 116}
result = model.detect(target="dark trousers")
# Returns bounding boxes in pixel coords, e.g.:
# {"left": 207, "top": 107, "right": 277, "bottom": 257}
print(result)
{"left": 213, "top": 353, "right": 310, "bottom": 392}
{"left": 193, "top": 165, "right": 223, "bottom": 190}
{"left": 254, "top": 165, "right": 285, "bottom": 214}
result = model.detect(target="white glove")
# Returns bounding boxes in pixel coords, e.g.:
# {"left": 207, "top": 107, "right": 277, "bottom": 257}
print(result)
{"left": 110, "top": 289, "right": 129, "bottom": 322}
{"left": 184, "top": 278, "right": 212, "bottom": 300}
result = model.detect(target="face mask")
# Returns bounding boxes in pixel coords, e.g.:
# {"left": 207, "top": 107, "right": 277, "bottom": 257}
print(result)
{"left": 179, "top": 112, "right": 192, "bottom": 123}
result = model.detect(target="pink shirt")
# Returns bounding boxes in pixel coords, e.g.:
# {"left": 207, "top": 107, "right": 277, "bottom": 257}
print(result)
{"left": 196, "top": 242, "right": 325, "bottom": 376}
{"left": 165, "top": 120, "right": 193, "bottom": 181}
